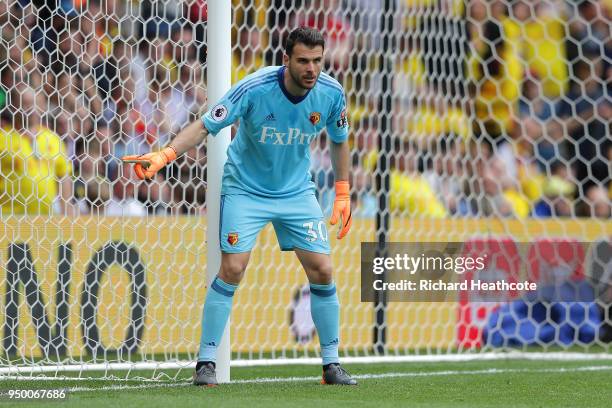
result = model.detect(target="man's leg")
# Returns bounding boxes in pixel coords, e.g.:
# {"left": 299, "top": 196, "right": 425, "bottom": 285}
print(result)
{"left": 295, "top": 249, "right": 356, "bottom": 385}
{"left": 198, "top": 252, "right": 250, "bottom": 361}
{"left": 194, "top": 252, "right": 250, "bottom": 385}
{"left": 274, "top": 194, "right": 355, "bottom": 384}
{"left": 294, "top": 249, "right": 339, "bottom": 364}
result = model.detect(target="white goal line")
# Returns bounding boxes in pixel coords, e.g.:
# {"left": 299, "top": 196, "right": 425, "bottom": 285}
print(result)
{"left": 1, "top": 352, "right": 611, "bottom": 375}
{"left": 1, "top": 365, "right": 612, "bottom": 391}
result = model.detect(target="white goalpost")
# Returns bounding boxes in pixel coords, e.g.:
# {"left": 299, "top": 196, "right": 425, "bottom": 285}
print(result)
{"left": 205, "top": 0, "right": 232, "bottom": 384}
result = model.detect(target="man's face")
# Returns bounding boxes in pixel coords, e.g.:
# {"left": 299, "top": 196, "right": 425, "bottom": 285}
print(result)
{"left": 284, "top": 43, "right": 324, "bottom": 90}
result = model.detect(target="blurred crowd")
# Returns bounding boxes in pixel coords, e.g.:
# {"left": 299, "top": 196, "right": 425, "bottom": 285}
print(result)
{"left": 0, "top": 0, "right": 207, "bottom": 215}
{"left": 0, "top": 0, "right": 609, "bottom": 218}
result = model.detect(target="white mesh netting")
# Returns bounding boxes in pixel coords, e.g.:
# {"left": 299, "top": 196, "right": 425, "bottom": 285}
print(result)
{"left": 0, "top": 0, "right": 610, "bottom": 377}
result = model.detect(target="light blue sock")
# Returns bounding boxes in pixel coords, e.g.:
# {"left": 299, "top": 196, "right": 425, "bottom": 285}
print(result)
{"left": 198, "top": 276, "right": 238, "bottom": 362}
{"left": 310, "top": 282, "right": 340, "bottom": 365}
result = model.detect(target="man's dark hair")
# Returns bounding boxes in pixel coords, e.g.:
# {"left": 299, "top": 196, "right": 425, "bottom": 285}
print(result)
{"left": 285, "top": 27, "right": 325, "bottom": 56}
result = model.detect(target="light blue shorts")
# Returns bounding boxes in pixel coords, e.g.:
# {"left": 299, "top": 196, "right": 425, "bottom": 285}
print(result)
{"left": 219, "top": 193, "right": 331, "bottom": 254}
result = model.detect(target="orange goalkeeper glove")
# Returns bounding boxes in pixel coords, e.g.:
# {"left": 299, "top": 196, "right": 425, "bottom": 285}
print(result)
{"left": 330, "top": 180, "right": 352, "bottom": 239}
{"left": 122, "top": 146, "right": 177, "bottom": 180}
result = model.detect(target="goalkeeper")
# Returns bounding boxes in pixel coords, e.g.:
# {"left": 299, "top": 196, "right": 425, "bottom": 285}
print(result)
{"left": 123, "top": 27, "right": 356, "bottom": 386}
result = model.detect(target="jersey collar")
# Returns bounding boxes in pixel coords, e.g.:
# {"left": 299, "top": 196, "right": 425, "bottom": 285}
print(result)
{"left": 278, "top": 66, "right": 311, "bottom": 104}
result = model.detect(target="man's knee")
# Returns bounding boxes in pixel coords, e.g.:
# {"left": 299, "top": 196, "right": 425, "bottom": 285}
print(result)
{"left": 308, "top": 260, "right": 333, "bottom": 284}
{"left": 219, "top": 254, "right": 249, "bottom": 284}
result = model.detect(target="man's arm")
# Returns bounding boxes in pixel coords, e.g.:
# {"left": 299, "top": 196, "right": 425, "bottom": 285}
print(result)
{"left": 168, "top": 120, "right": 208, "bottom": 156}
{"left": 329, "top": 140, "right": 350, "bottom": 182}
{"left": 123, "top": 68, "right": 257, "bottom": 180}
{"left": 329, "top": 140, "right": 352, "bottom": 239}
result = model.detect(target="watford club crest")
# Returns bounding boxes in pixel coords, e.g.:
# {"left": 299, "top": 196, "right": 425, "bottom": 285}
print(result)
{"left": 227, "top": 233, "right": 239, "bottom": 246}
{"left": 309, "top": 112, "right": 321, "bottom": 126}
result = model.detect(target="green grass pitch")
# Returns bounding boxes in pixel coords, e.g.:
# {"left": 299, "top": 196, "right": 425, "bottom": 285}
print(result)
{"left": 1, "top": 359, "right": 611, "bottom": 408}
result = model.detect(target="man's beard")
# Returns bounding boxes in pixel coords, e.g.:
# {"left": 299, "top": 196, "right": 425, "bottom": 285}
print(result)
{"left": 288, "top": 67, "right": 318, "bottom": 90}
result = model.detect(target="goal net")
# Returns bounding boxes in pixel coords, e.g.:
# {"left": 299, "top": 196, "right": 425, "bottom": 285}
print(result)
{"left": 0, "top": 0, "right": 610, "bottom": 379}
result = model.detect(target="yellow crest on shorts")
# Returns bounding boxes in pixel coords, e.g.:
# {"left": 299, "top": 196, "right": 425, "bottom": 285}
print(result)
{"left": 227, "top": 233, "right": 239, "bottom": 246}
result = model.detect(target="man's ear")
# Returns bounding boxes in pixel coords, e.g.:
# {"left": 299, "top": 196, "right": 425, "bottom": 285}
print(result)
{"left": 282, "top": 53, "right": 289, "bottom": 66}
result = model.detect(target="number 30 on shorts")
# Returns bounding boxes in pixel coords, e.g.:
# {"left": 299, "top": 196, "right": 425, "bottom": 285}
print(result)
{"left": 303, "top": 221, "right": 328, "bottom": 242}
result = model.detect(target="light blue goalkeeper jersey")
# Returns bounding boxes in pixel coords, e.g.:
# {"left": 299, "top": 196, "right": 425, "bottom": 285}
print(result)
{"left": 201, "top": 66, "right": 349, "bottom": 198}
